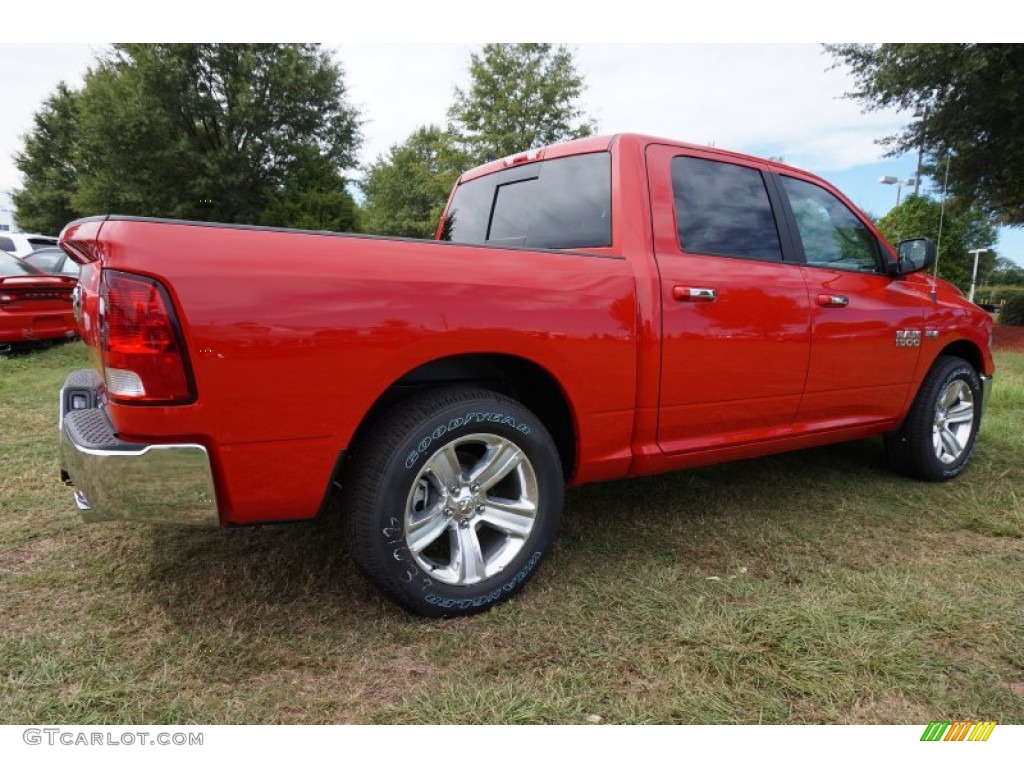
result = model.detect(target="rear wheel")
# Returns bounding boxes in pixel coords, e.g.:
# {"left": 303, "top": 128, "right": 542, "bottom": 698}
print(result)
{"left": 885, "top": 355, "right": 983, "bottom": 481}
{"left": 343, "top": 387, "right": 563, "bottom": 617}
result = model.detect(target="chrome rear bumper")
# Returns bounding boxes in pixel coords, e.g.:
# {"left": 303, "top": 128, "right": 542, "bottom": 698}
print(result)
{"left": 59, "top": 370, "right": 220, "bottom": 526}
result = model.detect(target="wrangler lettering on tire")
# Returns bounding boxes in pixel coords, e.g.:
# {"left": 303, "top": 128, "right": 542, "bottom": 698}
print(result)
{"left": 343, "top": 387, "right": 562, "bottom": 617}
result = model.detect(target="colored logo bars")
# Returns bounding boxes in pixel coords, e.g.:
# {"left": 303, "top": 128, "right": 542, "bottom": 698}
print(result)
{"left": 921, "top": 721, "right": 997, "bottom": 742}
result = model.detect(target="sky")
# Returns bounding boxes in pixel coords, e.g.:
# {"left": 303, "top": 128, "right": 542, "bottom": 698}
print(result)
{"left": 1, "top": 39, "right": 1021, "bottom": 265}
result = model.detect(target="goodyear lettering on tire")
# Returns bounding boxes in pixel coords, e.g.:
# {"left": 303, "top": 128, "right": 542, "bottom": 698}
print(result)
{"left": 404, "top": 412, "right": 532, "bottom": 469}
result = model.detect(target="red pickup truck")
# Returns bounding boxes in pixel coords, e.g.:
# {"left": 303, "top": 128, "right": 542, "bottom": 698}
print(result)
{"left": 57, "top": 134, "right": 994, "bottom": 616}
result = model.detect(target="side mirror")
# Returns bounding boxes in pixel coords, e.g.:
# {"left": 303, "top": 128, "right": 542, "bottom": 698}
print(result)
{"left": 888, "top": 237, "right": 936, "bottom": 276}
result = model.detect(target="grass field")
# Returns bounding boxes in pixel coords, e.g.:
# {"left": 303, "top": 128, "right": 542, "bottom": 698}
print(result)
{"left": 2, "top": 341, "right": 1022, "bottom": 724}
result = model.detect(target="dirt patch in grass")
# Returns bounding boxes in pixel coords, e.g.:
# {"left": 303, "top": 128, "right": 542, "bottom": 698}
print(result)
{"left": 0, "top": 536, "right": 61, "bottom": 576}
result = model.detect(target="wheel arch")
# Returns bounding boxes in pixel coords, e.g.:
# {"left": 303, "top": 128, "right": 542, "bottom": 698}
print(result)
{"left": 344, "top": 353, "right": 579, "bottom": 483}
{"left": 934, "top": 339, "right": 986, "bottom": 376}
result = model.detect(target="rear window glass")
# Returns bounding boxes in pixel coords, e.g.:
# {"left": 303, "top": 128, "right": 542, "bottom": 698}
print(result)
{"left": 0, "top": 236, "right": 15, "bottom": 253}
{"left": 442, "top": 152, "right": 611, "bottom": 250}
{"left": 0, "top": 252, "right": 41, "bottom": 276}
{"left": 26, "top": 249, "right": 63, "bottom": 272}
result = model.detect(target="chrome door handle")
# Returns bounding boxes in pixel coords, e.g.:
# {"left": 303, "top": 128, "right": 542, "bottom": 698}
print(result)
{"left": 817, "top": 294, "right": 849, "bottom": 307}
{"left": 673, "top": 286, "right": 717, "bottom": 302}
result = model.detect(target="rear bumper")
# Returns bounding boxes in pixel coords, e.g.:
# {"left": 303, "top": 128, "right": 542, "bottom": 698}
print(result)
{"left": 0, "top": 310, "right": 77, "bottom": 343}
{"left": 59, "top": 369, "right": 221, "bottom": 526}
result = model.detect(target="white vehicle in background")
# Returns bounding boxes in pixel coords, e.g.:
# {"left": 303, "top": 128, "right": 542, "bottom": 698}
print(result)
{"left": 0, "top": 232, "right": 59, "bottom": 257}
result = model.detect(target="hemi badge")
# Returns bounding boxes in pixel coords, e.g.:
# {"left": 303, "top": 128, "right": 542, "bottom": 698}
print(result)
{"left": 924, "top": 329, "right": 940, "bottom": 339}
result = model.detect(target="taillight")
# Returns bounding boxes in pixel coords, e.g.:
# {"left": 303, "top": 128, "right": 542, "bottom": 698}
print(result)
{"left": 99, "top": 271, "right": 195, "bottom": 404}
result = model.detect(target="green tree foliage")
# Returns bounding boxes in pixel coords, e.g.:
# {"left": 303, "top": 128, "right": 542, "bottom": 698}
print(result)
{"left": 877, "top": 195, "right": 997, "bottom": 292}
{"left": 1001, "top": 294, "right": 1024, "bottom": 326}
{"left": 988, "top": 257, "right": 1024, "bottom": 287}
{"left": 448, "top": 44, "right": 596, "bottom": 163}
{"left": 12, "top": 84, "right": 81, "bottom": 234}
{"left": 15, "top": 44, "right": 361, "bottom": 233}
{"left": 826, "top": 44, "right": 1024, "bottom": 226}
{"left": 361, "top": 126, "right": 470, "bottom": 238}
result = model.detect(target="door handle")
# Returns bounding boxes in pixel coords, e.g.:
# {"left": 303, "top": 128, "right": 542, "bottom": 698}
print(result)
{"left": 817, "top": 294, "right": 849, "bottom": 308}
{"left": 673, "top": 286, "right": 717, "bottom": 302}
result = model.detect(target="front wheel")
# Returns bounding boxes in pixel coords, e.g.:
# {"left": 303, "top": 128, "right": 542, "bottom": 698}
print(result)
{"left": 343, "top": 387, "right": 563, "bottom": 617}
{"left": 885, "top": 355, "right": 983, "bottom": 481}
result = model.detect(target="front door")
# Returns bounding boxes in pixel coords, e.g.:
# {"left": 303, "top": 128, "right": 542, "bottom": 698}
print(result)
{"left": 775, "top": 174, "right": 929, "bottom": 428}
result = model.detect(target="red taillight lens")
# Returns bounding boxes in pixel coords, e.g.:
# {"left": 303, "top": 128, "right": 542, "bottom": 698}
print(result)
{"left": 100, "top": 271, "right": 194, "bottom": 404}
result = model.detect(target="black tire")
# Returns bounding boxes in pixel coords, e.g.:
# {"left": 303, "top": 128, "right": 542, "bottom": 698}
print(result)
{"left": 342, "top": 386, "right": 563, "bottom": 617}
{"left": 885, "top": 355, "right": 983, "bottom": 481}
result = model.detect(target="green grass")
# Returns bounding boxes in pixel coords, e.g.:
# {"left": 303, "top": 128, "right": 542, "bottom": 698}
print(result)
{"left": 2, "top": 340, "right": 1022, "bottom": 723}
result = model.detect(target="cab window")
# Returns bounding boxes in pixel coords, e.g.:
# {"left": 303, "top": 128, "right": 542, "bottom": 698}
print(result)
{"left": 671, "top": 156, "right": 783, "bottom": 262}
{"left": 781, "top": 176, "right": 880, "bottom": 272}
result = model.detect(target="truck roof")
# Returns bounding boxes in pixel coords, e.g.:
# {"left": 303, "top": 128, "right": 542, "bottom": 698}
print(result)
{"left": 457, "top": 132, "right": 825, "bottom": 188}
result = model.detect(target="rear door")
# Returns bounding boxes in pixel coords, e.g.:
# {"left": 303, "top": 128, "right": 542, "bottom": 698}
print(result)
{"left": 646, "top": 145, "right": 812, "bottom": 453}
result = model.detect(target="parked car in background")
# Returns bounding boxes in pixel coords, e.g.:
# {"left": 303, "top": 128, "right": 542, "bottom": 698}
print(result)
{"left": 0, "top": 232, "right": 59, "bottom": 258}
{"left": 24, "top": 247, "right": 81, "bottom": 278}
{"left": 0, "top": 251, "right": 78, "bottom": 349}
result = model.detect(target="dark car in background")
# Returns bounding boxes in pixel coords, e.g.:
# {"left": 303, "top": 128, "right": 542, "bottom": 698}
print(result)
{"left": 0, "top": 251, "right": 78, "bottom": 350}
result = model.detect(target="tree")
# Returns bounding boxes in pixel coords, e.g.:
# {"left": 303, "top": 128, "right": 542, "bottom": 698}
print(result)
{"left": 988, "top": 257, "right": 1024, "bottom": 287}
{"left": 876, "top": 195, "right": 997, "bottom": 292}
{"left": 826, "top": 44, "right": 1024, "bottom": 226}
{"left": 361, "top": 126, "right": 470, "bottom": 238}
{"left": 12, "top": 84, "right": 81, "bottom": 234}
{"left": 15, "top": 44, "right": 362, "bottom": 232}
{"left": 448, "top": 44, "right": 596, "bottom": 163}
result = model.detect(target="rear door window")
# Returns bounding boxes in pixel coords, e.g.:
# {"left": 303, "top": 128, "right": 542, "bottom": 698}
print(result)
{"left": 671, "top": 156, "right": 783, "bottom": 262}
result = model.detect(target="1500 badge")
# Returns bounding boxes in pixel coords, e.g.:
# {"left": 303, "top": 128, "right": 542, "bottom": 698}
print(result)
{"left": 896, "top": 329, "right": 922, "bottom": 347}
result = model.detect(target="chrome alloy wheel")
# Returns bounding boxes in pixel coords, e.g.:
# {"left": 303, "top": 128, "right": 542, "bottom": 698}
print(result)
{"left": 404, "top": 433, "right": 539, "bottom": 586}
{"left": 932, "top": 379, "right": 975, "bottom": 465}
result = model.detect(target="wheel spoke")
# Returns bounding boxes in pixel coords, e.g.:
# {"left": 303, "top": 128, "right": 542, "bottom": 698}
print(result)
{"left": 945, "top": 402, "right": 974, "bottom": 425}
{"left": 469, "top": 440, "right": 524, "bottom": 492}
{"left": 940, "top": 426, "right": 963, "bottom": 458}
{"left": 941, "top": 381, "right": 965, "bottom": 409}
{"left": 424, "top": 443, "right": 462, "bottom": 489}
{"left": 406, "top": 506, "right": 449, "bottom": 554}
{"left": 453, "top": 524, "right": 486, "bottom": 583}
{"left": 478, "top": 498, "right": 536, "bottom": 538}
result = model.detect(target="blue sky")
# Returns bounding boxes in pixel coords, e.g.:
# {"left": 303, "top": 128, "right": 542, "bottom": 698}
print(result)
{"left": 0, "top": 42, "right": 1019, "bottom": 265}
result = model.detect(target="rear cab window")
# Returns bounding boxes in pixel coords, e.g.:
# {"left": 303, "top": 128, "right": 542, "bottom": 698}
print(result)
{"left": 441, "top": 152, "right": 612, "bottom": 250}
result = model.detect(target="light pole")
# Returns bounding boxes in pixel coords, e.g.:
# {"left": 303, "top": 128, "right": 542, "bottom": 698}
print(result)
{"left": 879, "top": 176, "right": 916, "bottom": 207}
{"left": 967, "top": 248, "right": 990, "bottom": 303}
